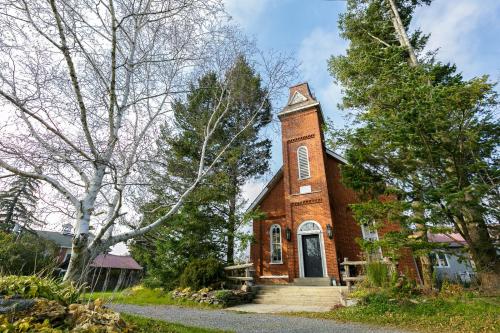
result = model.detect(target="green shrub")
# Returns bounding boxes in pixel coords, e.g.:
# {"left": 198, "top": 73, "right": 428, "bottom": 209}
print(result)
{"left": 0, "top": 231, "right": 58, "bottom": 276}
{"left": 214, "top": 290, "right": 232, "bottom": 302}
{"left": 366, "top": 262, "right": 389, "bottom": 287}
{"left": 0, "top": 275, "right": 80, "bottom": 305}
{"left": 179, "top": 258, "right": 224, "bottom": 290}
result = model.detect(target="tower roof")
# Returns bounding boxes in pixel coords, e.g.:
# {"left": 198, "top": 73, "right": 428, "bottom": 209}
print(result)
{"left": 278, "top": 82, "right": 324, "bottom": 120}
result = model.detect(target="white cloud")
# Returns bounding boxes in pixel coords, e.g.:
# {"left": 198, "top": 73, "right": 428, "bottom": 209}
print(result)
{"left": 110, "top": 242, "right": 129, "bottom": 255}
{"left": 224, "top": 0, "right": 274, "bottom": 29}
{"left": 413, "top": 0, "right": 500, "bottom": 75}
{"left": 298, "top": 27, "right": 347, "bottom": 125}
{"left": 241, "top": 179, "right": 267, "bottom": 209}
{"left": 298, "top": 27, "right": 345, "bottom": 81}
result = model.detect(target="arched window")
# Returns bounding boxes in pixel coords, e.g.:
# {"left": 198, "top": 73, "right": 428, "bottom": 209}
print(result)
{"left": 298, "top": 221, "right": 321, "bottom": 233}
{"left": 297, "top": 146, "right": 310, "bottom": 179}
{"left": 270, "top": 224, "right": 282, "bottom": 263}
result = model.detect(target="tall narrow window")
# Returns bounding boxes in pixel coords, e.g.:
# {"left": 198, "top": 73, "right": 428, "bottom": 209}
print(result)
{"left": 270, "top": 224, "right": 282, "bottom": 263}
{"left": 297, "top": 146, "right": 310, "bottom": 179}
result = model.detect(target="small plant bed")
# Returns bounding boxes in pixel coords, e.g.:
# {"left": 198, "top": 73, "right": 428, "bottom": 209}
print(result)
{"left": 288, "top": 288, "right": 500, "bottom": 333}
{"left": 171, "top": 288, "right": 252, "bottom": 307}
{"left": 0, "top": 275, "right": 134, "bottom": 332}
{"left": 84, "top": 286, "right": 215, "bottom": 309}
{"left": 122, "top": 313, "right": 233, "bottom": 333}
{"left": 84, "top": 285, "right": 250, "bottom": 309}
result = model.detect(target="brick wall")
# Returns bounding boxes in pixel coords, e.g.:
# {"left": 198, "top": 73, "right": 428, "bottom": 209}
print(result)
{"left": 251, "top": 175, "right": 288, "bottom": 283}
{"left": 279, "top": 84, "right": 340, "bottom": 282}
{"left": 325, "top": 156, "right": 363, "bottom": 266}
{"left": 251, "top": 82, "right": 420, "bottom": 285}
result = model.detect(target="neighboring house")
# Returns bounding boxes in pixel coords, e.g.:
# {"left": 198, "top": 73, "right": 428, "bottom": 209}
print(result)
{"left": 249, "top": 83, "right": 418, "bottom": 286}
{"left": 428, "top": 233, "right": 476, "bottom": 284}
{"left": 34, "top": 224, "right": 93, "bottom": 269}
{"left": 34, "top": 225, "right": 142, "bottom": 291}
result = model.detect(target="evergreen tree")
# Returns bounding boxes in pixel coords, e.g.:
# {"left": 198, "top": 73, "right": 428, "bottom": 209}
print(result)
{"left": 131, "top": 57, "right": 271, "bottom": 287}
{"left": 0, "top": 231, "right": 58, "bottom": 275}
{"left": 328, "top": 0, "right": 499, "bottom": 288}
{"left": 219, "top": 56, "right": 272, "bottom": 263}
{"left": 0, "top": 176, "right": 41, "bottom": 232}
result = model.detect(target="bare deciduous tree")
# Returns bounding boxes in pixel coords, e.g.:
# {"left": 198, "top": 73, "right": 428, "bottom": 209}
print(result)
{"left": 0, "top": 0, "right": 294, "bottom": 283}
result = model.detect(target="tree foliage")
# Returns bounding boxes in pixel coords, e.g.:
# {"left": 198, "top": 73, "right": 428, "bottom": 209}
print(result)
{"left": 131, "top": 57, "right": 272, "bottom": 287}
{"left": 0, "top": 231, "right": 58, "bottom": 276}
{"left": 0, "top": 176, "right": 41, "bottom": 232}
{"left": 328, "top": 0, "right": 499, "bottom": 284}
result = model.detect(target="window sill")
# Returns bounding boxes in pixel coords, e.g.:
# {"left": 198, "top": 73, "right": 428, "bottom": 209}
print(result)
{"left": 291, "top": 190, "right": 321, "bottom": 196}
{"left": 260, "top": 275, "right": 288, "bottom": 279}
{"left": 270, "top": 261, "right": 283, "bottom": 265}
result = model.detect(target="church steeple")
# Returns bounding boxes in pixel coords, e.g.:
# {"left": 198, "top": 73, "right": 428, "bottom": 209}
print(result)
{"left": 278, "top": 82, "right": 324, "bottom": 125}
{"left": 278, "top": 82, "right": 338, "bottom": 280}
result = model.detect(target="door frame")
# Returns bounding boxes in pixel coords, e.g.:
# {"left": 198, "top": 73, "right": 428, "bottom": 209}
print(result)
{"left": 297, "top": 220, "right": 328, "bottom": 278}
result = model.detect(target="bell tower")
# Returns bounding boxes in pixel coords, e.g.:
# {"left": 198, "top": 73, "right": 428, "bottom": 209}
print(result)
{"left": 278, "top": 83, "right": 340, "bottom": 282}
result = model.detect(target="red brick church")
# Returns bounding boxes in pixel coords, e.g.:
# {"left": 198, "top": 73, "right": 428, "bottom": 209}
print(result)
{"left": 249, "top": 83, "right": 418, "bottom": 286}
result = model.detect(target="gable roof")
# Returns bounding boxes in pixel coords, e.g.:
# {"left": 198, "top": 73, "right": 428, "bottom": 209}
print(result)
{"left": 246, "top": 168, "right": 283, "bottom": 212}
{"left": 278, "top": 82, "right": 325, "bottom": 121}
{"left": 428, "top": 233, "right": 467, "bottom": 247}
{"left": 34, "top": 230, "right": 95, "bottom": 248}
{"left": 325, "top": 148, "right": 348, "bottom": 164}
{"left": 91, "top": 254, "right": 143, "bottom": 270}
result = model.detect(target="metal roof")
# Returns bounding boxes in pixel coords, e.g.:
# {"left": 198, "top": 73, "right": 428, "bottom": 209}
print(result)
{"left": 34, "top": 230, "right": 95, "bottom": 248}
{"left": 428, "top": 233, "right": 467, "bottom": 247}
{"left": 91, "top": 254, "right": 143, "bottom": 270}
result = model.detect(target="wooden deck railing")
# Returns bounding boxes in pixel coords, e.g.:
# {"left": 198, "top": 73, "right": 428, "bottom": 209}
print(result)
{"left": 341, "top": 258, "right": 367, "bottom": 289}
{"left": 224, "top": 263, "right": 255, "bottom": 286}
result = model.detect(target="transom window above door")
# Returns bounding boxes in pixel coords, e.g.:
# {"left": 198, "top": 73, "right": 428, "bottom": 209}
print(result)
{"left": 299, "top": 221, "right": 320, "bottom": 232}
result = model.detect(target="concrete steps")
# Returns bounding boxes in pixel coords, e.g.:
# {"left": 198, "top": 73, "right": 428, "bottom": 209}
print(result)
{"left": 253, "top": 285, "right": 347, "bottom": 307}
{"left": 293, "top": 277, "right": 332, "bottom": 286}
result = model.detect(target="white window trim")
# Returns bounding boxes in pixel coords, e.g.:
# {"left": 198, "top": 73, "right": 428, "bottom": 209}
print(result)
{"left": 297, "top": 221, "right": 328, "bottom": 278}
{"left": 297, "top": 146, "right": 311, "bottom": 180}
{"left": 361, "top": 223, "right": 379, "bottom": 241}
{"left": 270, "top": 224, "right": 283, "bottom": 264}
{"left": 259, "top": 275, "right": 289, "bottom": 279}
{"left": 432, "top": 252, "right": 450, "bottom": 268}
{"left": 361, "top": 223, "right": 383, "bottom": 257}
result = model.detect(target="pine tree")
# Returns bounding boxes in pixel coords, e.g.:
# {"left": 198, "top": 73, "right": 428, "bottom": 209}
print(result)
{"left": 328, "top": 0, "right": 499, "bottom": 288}
{"left": 131, "top": 56, "right": 271, "bottom": 286}
{"left": 0, "top": 176, "right": 41, "bottom": 232}
{"left": 219, "top": 56, "right": 272, "bottom": 263}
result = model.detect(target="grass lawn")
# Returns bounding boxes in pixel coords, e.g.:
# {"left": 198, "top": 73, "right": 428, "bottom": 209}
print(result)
{"left": 289, "top": 296, "right": 500, "bottom": 333}
{"left": 122, "top": 313, "right": 231, "bottom": 333}
{"left": 82, "top": 286, "right": 220, "bottom": 308}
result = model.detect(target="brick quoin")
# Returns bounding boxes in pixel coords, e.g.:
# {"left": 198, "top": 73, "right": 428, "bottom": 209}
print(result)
{"left": 250, "top": 82, "right": 419, "bottom": 285}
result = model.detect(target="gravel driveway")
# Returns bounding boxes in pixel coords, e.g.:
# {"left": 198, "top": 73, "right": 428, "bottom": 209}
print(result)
{"left": 111, "top": 304, "right": 406, "bottom": 333}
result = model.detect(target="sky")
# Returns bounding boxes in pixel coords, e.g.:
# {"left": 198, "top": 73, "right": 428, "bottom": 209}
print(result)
{"left": 229, "top": 0, "right": 500, "bottom": 206}
{"left": 3, "top": 0, "right": 499, "bottom": 256}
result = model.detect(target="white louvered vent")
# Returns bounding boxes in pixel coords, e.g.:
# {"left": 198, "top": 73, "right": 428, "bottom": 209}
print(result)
{"left": 297, "top": 146, "right": 311, "bottom": 179}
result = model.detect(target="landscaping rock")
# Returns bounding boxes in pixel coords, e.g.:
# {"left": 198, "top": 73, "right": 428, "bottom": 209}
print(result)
{"left": 0, "top": 298, "right": 35, "bottom": 314}
{"left": 171, "top": 288, "right": 253, "bottom": 307}
{"left": 0, "top": 298, "right": 132, "bottom": 332}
